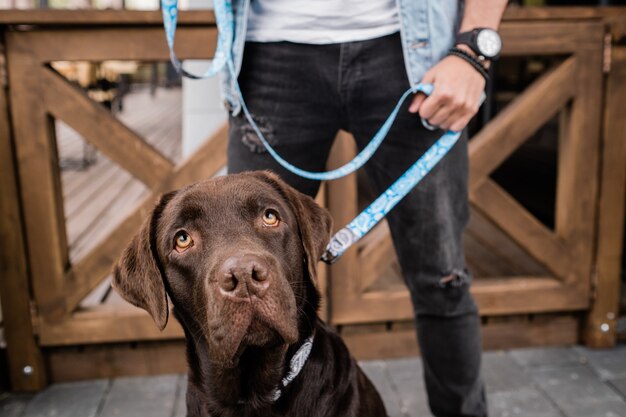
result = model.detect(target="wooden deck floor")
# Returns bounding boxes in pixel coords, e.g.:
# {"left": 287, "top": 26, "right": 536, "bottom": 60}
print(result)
{"left": 2, "top": 344, "right": 626, "bottom": 417}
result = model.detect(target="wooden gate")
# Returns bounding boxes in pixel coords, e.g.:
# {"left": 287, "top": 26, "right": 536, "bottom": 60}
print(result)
{"left": 327, "top": 19, "right": 605, "bottom": 336}
{"left": 0, "top": 9, "right": 624, "bottom": 391}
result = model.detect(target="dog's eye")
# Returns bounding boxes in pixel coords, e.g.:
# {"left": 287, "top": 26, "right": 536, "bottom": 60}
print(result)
{"left": 174, "top": 231, "right": 193, "bottom": 252}
{"left": 262, "top": 209, "right": 280, "bottom": 227}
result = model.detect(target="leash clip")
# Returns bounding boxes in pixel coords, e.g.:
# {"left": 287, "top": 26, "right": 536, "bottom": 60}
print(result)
{"left": 321, "top": 228, "right": 357, "bottom": 264}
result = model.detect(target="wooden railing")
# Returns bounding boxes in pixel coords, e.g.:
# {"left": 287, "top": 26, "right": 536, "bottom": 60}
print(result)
{"left": 0, "top": 8, "right": 624, "bottom": 391}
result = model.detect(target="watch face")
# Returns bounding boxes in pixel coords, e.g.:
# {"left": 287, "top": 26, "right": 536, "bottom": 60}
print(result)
{"left": 476, "top": 29, "right": 502, "bottom": 58}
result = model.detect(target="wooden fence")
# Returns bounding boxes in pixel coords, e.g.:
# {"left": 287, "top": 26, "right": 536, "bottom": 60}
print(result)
{"left": 0, "top": 8, "right": 624, "bottom": 391}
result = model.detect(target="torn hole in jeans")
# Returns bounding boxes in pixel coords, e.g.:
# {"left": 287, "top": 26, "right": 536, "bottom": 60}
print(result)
{"left": 239, "top": 115, "right": 277, "bottom": 154}
{"left": 438, "top": 268, "right": 470, "bottom": 288}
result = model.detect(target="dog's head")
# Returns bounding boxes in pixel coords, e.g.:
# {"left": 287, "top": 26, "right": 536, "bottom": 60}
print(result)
{"left": 112, "top": 171, "right": 332, "bottom": 366}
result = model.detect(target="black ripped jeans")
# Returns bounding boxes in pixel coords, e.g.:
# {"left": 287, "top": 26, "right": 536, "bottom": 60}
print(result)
{"left": 227, "top": 32, "right": 487, "bottom": 417}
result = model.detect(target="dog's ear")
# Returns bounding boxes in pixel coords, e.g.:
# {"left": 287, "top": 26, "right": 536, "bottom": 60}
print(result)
{"left": 253, "top": 171, "right": 333, "bottom": 286}
{"left": 112, "top": 191, "right": 177, "bottom": 330}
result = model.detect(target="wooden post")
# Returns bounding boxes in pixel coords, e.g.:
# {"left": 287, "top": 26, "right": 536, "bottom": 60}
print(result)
{"left": 0, "top": 38, "right": 47, "bottom": 391}
{"left": 584, "top": 45, "right": 626, "bottom": 347}
{"left": 326, "top": 132, "right": 359, "bottom": 325}
{"left": 5, "top": 31, "right": 71, "bottom": 320}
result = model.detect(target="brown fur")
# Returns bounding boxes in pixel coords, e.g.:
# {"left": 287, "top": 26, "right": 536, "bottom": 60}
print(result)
{"left": 113, "top": 171, "right": 387, "bottom": 417}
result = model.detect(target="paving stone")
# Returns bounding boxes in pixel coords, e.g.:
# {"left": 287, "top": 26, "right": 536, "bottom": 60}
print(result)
{"left": 360, "top": 360, "right": 404, "bottom": 417}
{"left": 487, "top": 386, "right": 562, "bottom": 417}
{"left": 482, "top": 351, "right": 534, "bottom": 394}
{"left": 0, "top": 393, "right": 33, "bottom": 417}
{"left": 173, "top": 375, "right": 187, "bottom": 417}
{"left": 529, "top": 365, "right": 626, "bottom": 416}
{"left": 609, "top": 377, "right": 626, "bottom": 400}
{"left": 573, "top": 344, "right": 626, "bottom": 380}
{"left": 509, "top": 347, "right": 587, "bottom": 370}
{"left": 23, "top": 379, "right": 108, "bottom": 417}
{"left": 6, "top": 345, "right": 626, "bottom": 417}
{"left": 97, "top": 374, "right": 178, "bottom": 417}
{"left": 384, "top": 357, "right": 432, "bottom": 417}
{"left": 563, "top": 400, "right": 626, "bottom": 417}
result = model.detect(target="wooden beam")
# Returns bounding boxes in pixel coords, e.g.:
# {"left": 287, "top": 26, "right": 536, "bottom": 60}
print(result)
{"left": 500, "top": 21, "right": 606, "bottom": 55}
{"left": 331, "top": 276, "right": 588, "bottom": 325}
{"left": 341, "top": 315, "right": 579, "bottom": 361}
{"left": 503, "top": 10, "right": 625, "bottom": 46}
{"left": 6, "top": 31, "right": 69, "bottom": 320}
{"left": 469, "top": 57, "right": 576, "bottom": 191}
{"left": 314, "top": 185, "right": 330, "bottom": 322}
{"left": 42, "top": 68, "right": 174, "bottom": 189}
{"left": 554, "top": 44, "right": 604, "bottom": 286}
{"left": 23, "top": 27, "right": 217, "bottom": 62}
{"left": 46, "top": 341, "right": 188, "bottom": 384}
{"left": 0, "top": 10, "right": 214, "bottom": 26}
{"left": 65, "top": 126, "right": 228, "bottom": 313}
{"left": 38, "top": 305, "right": 184, "bottom": 346}
{"left": 326, "top": 133, "right": 360, "bottom": 321}
{"left": 472, "top": 277, "right": 588, "bottom": 316}
{"left": 0, "top": 7, "right": 622, "bottom": 27}
{"left": 0, "top": 41, "right": 46, "bottom": 391}
{"left": 584, "top": 46, "right": 626, "bottom": 347}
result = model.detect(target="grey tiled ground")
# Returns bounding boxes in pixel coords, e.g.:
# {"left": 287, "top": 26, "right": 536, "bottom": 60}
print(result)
{"left": 1, "top": 345, "right": 625, "bottom": 417}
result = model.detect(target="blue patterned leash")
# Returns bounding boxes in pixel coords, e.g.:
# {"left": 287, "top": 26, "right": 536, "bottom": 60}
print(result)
{"left": 320, "top": 130, "right": 459, "bottom": 263}
{"left": 160, "top": 0, "right": 462, "bottom": 263}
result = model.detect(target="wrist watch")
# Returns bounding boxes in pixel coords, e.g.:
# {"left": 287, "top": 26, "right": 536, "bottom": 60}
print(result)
{"left": 455, "top": 28, "right": 502, "bottom": 61}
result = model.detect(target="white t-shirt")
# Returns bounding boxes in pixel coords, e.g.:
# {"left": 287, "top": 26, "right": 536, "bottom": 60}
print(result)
{"left": 246, "top": 0, "right": 401, "bottom": 44}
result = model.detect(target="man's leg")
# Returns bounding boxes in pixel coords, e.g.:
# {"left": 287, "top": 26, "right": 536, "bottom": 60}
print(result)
{"left": 227, "top": 41, "right": 342, "bottom": 197}
{"left": 344, "top": 33, "right": 487, "bottom": 417}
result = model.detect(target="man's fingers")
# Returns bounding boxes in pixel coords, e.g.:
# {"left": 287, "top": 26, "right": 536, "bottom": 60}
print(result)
{"left": 411, "top": 70, "right": 436, "bottom": 114}
{"left": 419, "top": 91, "right": 451, "bottom": 120}
{"left": 430, "top": 92, "right": 482, "bottom": 130}
{"left": 447, "top": 94, "right": 482, "bottom": 130}
{"left": 408, "top": 94, "right": 426, "bottom": 113}
{"left": 450, "top": 114, "right": 474, "bottom": 132}
{"left": 428, "top": 105, "right": 455, "bottom": 127}
{"left": 415, "top": 59, "right": 485, "bottom": 130}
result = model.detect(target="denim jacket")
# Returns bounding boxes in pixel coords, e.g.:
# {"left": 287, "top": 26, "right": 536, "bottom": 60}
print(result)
{"left": 221, "top": 0, "right": 461, "bottom": 114}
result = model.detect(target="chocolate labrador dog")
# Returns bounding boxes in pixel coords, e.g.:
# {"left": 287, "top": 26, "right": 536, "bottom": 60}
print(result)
{"left": 113, "top": 171, "right": 387, "bottom": 417}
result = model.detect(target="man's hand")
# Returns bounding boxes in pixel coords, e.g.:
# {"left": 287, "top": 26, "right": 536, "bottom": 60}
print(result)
{"left": 408, "top": 55, "right": 485, "bottom": 132}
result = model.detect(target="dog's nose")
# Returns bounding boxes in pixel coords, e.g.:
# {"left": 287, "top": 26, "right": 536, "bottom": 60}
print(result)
{"left": 218, "top": 254, "right": 270, "bottom": 299}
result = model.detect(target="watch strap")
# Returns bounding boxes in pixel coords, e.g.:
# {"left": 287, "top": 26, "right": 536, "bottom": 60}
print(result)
{"left": 455, "top": 29, "right": 481, "bottom": 56}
